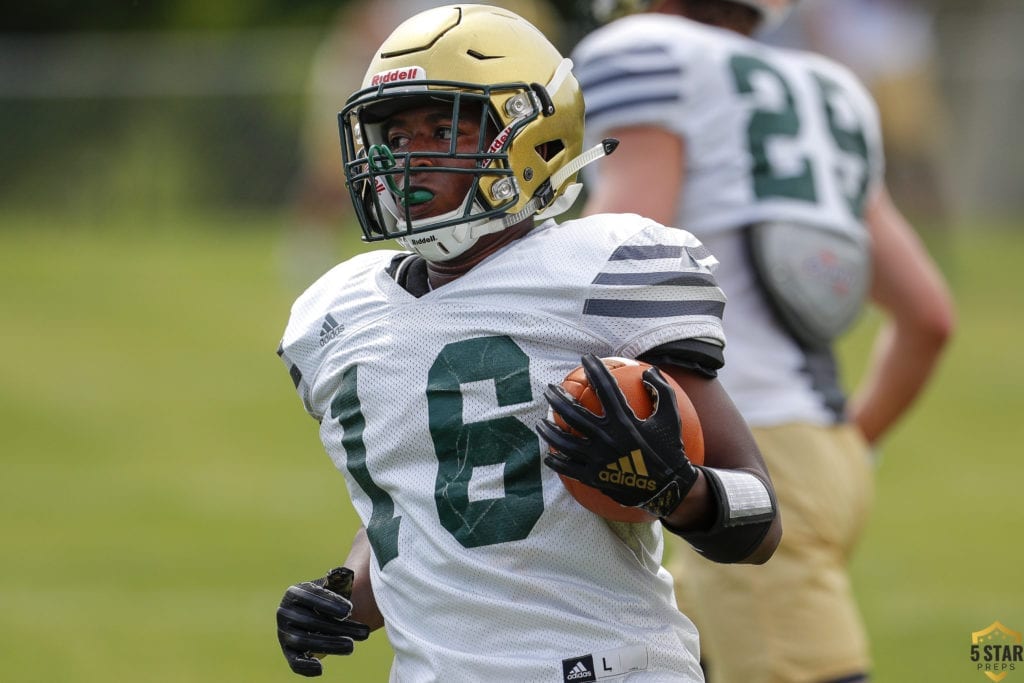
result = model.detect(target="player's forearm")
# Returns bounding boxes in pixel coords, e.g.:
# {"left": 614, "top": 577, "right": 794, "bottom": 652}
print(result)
{"left": 659, "top": 471, "right": 778, "bottom": 565}
{"left": 857, "top": 186, "right": 955, "bottom": 445}
{"left": 849, "top": 318, "right": 950, "bottom": 445}
{"left": 344, "top": 527, "right": 385, "bottom": 631}
{"left": 657, "top": 366, "right": 781, "bottom": 563}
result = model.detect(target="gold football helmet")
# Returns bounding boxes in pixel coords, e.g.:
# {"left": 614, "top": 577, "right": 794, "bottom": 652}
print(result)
{"left": 340, "top": 4, "right": 612, "bottom": 261}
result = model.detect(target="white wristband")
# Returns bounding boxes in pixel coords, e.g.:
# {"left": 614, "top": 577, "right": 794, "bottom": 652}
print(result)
{"left": 702, "top": 468, "right": 775, "bottom": 527}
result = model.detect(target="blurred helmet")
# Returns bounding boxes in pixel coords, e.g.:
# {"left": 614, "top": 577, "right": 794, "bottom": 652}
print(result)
{"left": 340, "top": 4, "right": 607, "bottom": 262}
{"left": 592, "top": 0, "right": 794, "bottom": 29}
{"left": 591, "top": 0, "right": 653, "bottom": 24}
{"left": 731, "top": 0, "right": 795, "bottom": 28}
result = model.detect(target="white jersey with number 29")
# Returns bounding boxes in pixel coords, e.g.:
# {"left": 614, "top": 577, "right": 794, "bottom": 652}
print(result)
{"left": 279, "top": 215, "right": 726, "bottom": 682}
{"left": 575, "top": 15, "right": 885, "bottom": 426}
{"left": 575, "top": 14, "right": 884, "bottom": 240}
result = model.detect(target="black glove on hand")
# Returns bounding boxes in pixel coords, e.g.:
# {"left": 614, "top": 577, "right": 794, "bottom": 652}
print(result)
{"left": 277, "top": 566, "right": 370, "bottom": 677}
{"left": 537, "top": 354, "right": 699, "bottom": 518}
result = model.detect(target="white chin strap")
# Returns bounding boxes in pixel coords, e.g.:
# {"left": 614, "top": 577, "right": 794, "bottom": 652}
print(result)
{"left": 395, "top": 201, "right": 499, "bottom": 262}
{"left": 399, "top": 138, "right": 619, "bottom": 262}
{"left": 538, "top": 138, "right": 619, "bottom": 219}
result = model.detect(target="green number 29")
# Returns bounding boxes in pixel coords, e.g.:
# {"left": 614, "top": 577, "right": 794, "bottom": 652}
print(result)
{"left": 330, "top": 335, "right": 544, "bottom": 567}
{"left": 730, "top": 54, "right": 870, "bottom": 218}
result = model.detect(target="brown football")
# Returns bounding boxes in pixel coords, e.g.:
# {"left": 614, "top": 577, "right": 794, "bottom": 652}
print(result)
{"left": 552, "top": 357, "right": 704, "bottom": 523}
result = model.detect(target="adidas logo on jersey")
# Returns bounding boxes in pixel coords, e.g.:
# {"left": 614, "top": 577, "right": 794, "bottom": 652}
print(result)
{"left": 318, "top": 313, "right": 344, "bottom": 347}
{"left": 561, "top": 654, "right": 596, "bottom": 682}
{"left": 566, "top": 661, "right": 592, "bottom": 680}
{"left": 599, "top": 450, "right": 658, "bottom": 492}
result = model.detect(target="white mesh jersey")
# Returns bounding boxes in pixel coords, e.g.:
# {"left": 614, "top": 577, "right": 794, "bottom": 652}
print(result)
{"left": 574, "top": 15, "right": 885, "bottom": 426}
{"left": 278, "top": 215, "right": 725, "bottom": 682}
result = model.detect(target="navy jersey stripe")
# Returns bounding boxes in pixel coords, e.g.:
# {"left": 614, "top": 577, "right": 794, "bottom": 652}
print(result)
{"left": 586, "top": 93, "right": 681, "bottom": 121}
{"left": 608, "top": 244, "right": 683, "bottom": 261}
{"left": 575, "top": 44, "right": 672, "bottom": 72}
{"left": 583, "top": 298, "right": 725, "bottom": 319}
{"left": 579, "top": 65, "right": 683, "bottom": 92}
{"left": 686, "top": 243, "right": 713, "bottom": 262}
{"left": 592, "top": 271, "right": 719, "bottom": 287}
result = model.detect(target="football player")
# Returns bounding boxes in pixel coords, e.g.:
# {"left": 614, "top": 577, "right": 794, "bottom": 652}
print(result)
{"left": 573, "top": 1, "right": 955, "bottom": 682}
{"left": 275, "top": 4, "right": 780, "bottom": 680}
{"left": 281, "top": 0, "right": 565, "bottom": 287}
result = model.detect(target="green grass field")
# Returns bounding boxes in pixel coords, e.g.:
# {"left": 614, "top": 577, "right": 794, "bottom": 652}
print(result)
{"left": 1, "top": 213, "right": 1021, "bottom": 682}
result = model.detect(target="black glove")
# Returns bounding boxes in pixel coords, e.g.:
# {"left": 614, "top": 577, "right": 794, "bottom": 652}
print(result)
{"left": 277, "top": 566, "right": 370, "bottom": 677}
{"left": 537, "top": 354, "right": 699, "bottom": 518}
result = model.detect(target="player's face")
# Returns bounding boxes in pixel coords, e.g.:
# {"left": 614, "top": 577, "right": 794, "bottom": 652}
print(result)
{"left": 381, "top": 102, "right": 484, "bottom": 221}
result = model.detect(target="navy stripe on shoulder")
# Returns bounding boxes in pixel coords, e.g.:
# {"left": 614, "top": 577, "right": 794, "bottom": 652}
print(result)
{"left": 686, "top": 243, "right": 713, "bottom": 262}
{"left": 575, "top": 44, "right": 672, "bottom": 72}
{"left": 583, "top": 299, "right": 725, "bottom": 319}
{"left": 587, "top": 93, "right": 681, "bottom": 121}
{"left": 609, "top": 244, "right": 683, "bottom": 261}
{"left": 579, "top": 65, "right": 683, "bottom": 93}
{"left": 592, "top": 271, "right": 718, "bottom": 287}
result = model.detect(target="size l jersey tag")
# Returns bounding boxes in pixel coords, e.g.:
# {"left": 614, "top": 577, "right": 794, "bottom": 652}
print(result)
{"left": 562, "top": 644, "right": 649, "bottom": 681}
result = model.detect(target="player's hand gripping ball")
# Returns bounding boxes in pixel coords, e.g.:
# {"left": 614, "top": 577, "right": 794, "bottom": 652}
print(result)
{"left": 542, "top": 357, "right": 704, "bottom": 523}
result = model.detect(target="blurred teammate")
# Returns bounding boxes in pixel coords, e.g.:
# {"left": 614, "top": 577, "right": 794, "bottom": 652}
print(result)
{"left": 762, "top": 0, "right": 954, "bottom": 229}
{"left": 573, "top": 1, "right": 955, "bottom": 681}
{"left": 274, "top": 4, "right": 780, "bottom": 679}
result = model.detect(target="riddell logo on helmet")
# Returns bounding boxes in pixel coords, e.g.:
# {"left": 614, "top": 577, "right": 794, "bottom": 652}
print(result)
{"left": 370, "top": 66, "right": 425, "bottom": 86}
{"left": 487, "top": 124, "right": 514, "bottom": 154}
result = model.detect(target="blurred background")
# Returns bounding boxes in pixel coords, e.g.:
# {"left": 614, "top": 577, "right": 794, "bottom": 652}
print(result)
{"left": 1, "top": 1, "right": 1021, "bottom": 681}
